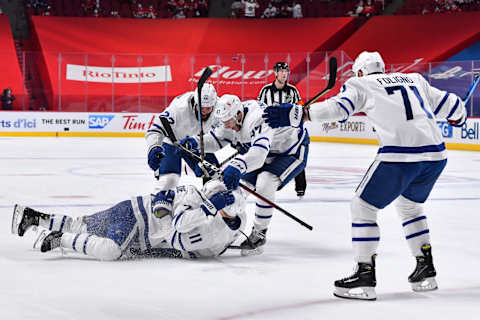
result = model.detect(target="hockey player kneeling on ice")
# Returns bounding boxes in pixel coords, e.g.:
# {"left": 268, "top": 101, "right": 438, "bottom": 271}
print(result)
{"left": 262, "top": 51, "right": 469, "bottom": 300}
{"left": 179, "top": 94, "right": 309, "bottom": 256}
{"left": 11, "top": 180, "right": 247, "bottom": 260}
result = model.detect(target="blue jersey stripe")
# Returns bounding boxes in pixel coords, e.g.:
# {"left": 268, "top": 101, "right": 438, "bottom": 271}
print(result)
{"left": 49, "top": 214, "right": 54, "bottom": 230}
{"left": 406, "top": 229, "right": 429, "bottom": 239}
{"left": 178, "top": 233, "right": 185, "bottom": 250}
{"left": 189, "top": 233, "right": 201, "bottom": 239}
{"left": 252, "top": 144, "right": 269, "bottom": 151}
{"left": 352, "top": 223, "right": 378, "bottom": 227}
{"left": 191, "top": 238, "right": 202, "bottom": 244}
{"left": 352, "top": 237, "right": 380, "bottom": 242}
{"left": 446, "top": 98, "right": 460, "bottom": 120}
{"left": 174, "top": 210, "right": 186, "bottom": 227}
{"left": 83, "top": 234, "right": 93, "bottom": 255}
{"left": 256, "top": 203, "right": 273, "bottom": 209}
{"left": 337, "top": 101, "right": 350, "bottom": 117}
{"left": 137, "top": 196, "right": 152, "bottom": 250}
{"left": 341, "top": 97, "right": 355, "bottom": 112}
{"left": 434, "top": 92, "right": 450, "bottom": 115}
{"left": 72, "top": 233, "right": 81, "bottom": 251}
{"left": 210, "top": 130, "right": 223, "bottom": 149}
{"left": 402, "top": 216, "right": 426, "bottom": 227}
{"left": 253, "top": 137, "right": 270, "bottom": 144}
{"left": 151, "top": 124, "right": 167, "bottom": 136}
{"left": 171, "top": 231, "right": 177, "bottom": 248}
{"left": 59, "top": 216, "right": 67, "bottom": 232}
{"left": 255, "top": 214, "right": 272, "bottom": 219}
{"left": 378, "top": 142, "right": 445, "bottom": 154}
{"left": 236, "top": 158, "right": 248, "bottom": 170}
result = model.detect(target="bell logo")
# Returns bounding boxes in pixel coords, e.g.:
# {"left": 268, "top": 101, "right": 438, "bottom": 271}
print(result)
{"left": 89, "top": 115, "right": 115, "bottom": 129}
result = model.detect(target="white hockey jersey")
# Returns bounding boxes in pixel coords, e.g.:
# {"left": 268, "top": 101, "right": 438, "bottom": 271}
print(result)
{"left": 145, "top": 91, "right": 218, "bottom": 151}
{"left": 309, "top": 72, "right": 467, "bottom": 162}
{"left": 203, "top": 100, "right": 307, "bottom": 173}
{"left": 131, "top": 185, "right": 246, "bottom": 258}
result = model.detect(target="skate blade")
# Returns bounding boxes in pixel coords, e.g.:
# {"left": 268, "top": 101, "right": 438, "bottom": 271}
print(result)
{"left": 411, "top": 277, "right": 438, "bottom": 292}
{"left": 333, "top": 286, "right": 377, "bottom": 301}
{"left": 11, "top": 204, "right": 25, "bottom": 236}
{"left": 33, "top": 229, "right": 49, "bottom": 250}
{"left": 241, "top": 246, "right": 264, "bottom": 256}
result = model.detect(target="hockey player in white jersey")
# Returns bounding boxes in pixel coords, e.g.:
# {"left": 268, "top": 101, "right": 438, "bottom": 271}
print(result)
{"left": 145, "top": 83, "right": 219, "bottom": 192}
{"left": 11, "top": 179, "right": 247, "bottom": 260}
{"left": 262, "top": 51, "right": 468, "bottom": 300}
{"left": 180, "top": 94, "right": 309, "bottom": 255}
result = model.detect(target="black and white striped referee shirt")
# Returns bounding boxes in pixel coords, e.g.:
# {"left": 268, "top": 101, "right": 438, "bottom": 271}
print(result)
{"left": 257, "top": 82, "right": 301, "bottom": 106}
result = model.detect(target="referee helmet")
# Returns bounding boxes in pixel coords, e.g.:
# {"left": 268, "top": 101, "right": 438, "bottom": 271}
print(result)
{"left": 273, "top": 62, "right": 290, "bottom": 73}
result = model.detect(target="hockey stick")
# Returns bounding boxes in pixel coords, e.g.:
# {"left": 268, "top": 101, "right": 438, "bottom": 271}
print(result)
{"left": 463, "top": 74, "right": 480, "bottom": 104}
{"left": 197, "top": 67, "right": 213, "bottom": 164}
{"left": 160, "top": 117, "right": 313, "bottom": 231}
{"left": 303, "top": 56, "right": 337, "bottom": 108}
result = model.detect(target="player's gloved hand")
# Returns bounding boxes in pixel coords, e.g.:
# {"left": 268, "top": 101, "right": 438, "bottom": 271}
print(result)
{"left": 222, "top": 159, "right": 246, "bottom": 190}
{"left": 209, "top": 190, "right": 235, "bottom": 211}
{"left": 262, "top": 103, "right": 304, "bottom": 128}
{"left": 177, "top": 137, "right": 199, "bottom": 157}
{"left": 147, "top": 146, "right": 165, "bottom": 171}
{"left": 194, "top": 162, "right": 217, "bottom": 178}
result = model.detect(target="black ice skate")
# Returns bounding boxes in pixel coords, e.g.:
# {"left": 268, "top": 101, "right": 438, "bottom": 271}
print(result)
{"left": 34, "top": 230, "right": 63, "bottom": 252}
{"left": 334, "top": 255, "right": 377, "bottom": 301}
{"left": 296, "top": 190, "right": 305, "bottom": 198}
{"left": 11, "top": 205, "right": 48, "bottom": 236}
{"left": 409, "top": 244, "right": 438, "bottom": 292}
{"left": 239, "top": 227, "right": 267, "bottom": 256}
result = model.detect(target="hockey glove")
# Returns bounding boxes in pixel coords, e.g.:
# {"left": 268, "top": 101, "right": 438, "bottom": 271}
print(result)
{"left": 209, "top": 190, "right": 235, "bottom": 211}
{"left": 448, "top": 112, "right": 467, "bottom": 127}
{"left": 262, "top": 103, "right": 304, "bottom": 129}
{"left": 147, "top": 146, "right": 165, "bottom": 171}
{"left": 222, "top": 159, "right": 247, "bottom": 190}
{"left": 179, "top": 137, "right": 199, "bottom": 153}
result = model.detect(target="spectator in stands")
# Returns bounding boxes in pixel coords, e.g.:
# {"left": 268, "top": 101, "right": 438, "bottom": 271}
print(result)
{"left": 82, "top": 0, "right": 95, "bottom": 16}
{"left": 174, "top": 9, "right": 186, "bottom": 19}
{"left": 231, "top": 0, "right": 243, "bottom": 17}
{"left": 291, "top": 1, "right": 303, "bottom": 18}
{"left": 262, "top": 2, "right": 278, "bottom": 18}
{"left": 362, "top": 0, "right": 376, "bottom": 17}
{"left": 133, "top": 3, "right": 146, "bottom": 18}
{"left": 355, "top": 0, "right": 365, "bottom": 16}
{"left": 279, "top": 2, "right": 290, "bottom": 17}
{"left": 242, "top": 0, "right": 259, "bottom": 18}
{"left": 198, "top": 0, "right": 208, "bottom": 16}
{"left": 146, "top": 4, "right": 157, "bottom": 19}
{"left": 1, "top": 88, "right": 15, "bottom": 111}
{"left": 110, "top": 10, "right": 121, "bottom": 18}
{"left": 0, "top": 6, "right": 4, "bottom": 16}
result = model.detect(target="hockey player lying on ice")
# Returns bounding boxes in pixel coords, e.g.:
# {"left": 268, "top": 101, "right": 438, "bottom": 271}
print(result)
{"left": 11, "top": 179, "right": 247, "bottom": 260}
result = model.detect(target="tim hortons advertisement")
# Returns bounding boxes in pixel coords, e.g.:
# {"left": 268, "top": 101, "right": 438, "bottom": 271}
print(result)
{"left": 0, "top": 112, "right": 157, "bottom": 133}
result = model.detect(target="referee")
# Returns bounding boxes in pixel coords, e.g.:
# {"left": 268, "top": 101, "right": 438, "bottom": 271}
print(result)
{"left": 257, "top": 61, "right": 307, "bottom": 198}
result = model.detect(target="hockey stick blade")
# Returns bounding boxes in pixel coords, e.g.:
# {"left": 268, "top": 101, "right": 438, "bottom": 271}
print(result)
{"left": 303, "top": 56, "right": 337, "bottom": 107}
{"left": 160, "top": 118, "right": 313, "bottom": 231}
{"left": 463, "top": 74, "right": 480, "bottom": 104}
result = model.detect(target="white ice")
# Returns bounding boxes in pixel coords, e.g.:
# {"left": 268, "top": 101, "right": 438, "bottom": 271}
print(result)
{"left": 1, "top": 138, "right": 479, "bottom": 320}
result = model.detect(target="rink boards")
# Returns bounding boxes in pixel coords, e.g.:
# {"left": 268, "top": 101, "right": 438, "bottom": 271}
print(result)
{"left": 0, "top": 112, "right": 479, "bottom": 151}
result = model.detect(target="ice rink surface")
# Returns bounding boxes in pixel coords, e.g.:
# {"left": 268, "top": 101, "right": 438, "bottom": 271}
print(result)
{"left": 1, "top": 137, "right": 479, "bottom": 320}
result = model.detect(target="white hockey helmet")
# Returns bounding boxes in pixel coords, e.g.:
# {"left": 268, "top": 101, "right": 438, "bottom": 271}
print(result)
{"left": 194, "top": 83, "right": 217, "bottom": 108}
{"left": 352, "top": 51, "right": 385, "bottom": 76}
{"left": 214, "top": 94, "right": 244, "bottom": 126}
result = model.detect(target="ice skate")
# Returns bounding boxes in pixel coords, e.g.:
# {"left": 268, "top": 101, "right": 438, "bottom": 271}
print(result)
{"left": 240, "top": 227, "right": 267, "bottom": 256}
{"left": 296, "top": 190, "right": 305, "bottom": 199}
{"left": 409, "top": 244, "right": 438, "bottom": 292}
{"left": 334, "top": 255, "right": 377, "bottom": 301}
{"left": 12, "top": 205, "right": 47, "bottom": 236}
{"left": 34, "top": 230, "right": 63, "bottom": 253}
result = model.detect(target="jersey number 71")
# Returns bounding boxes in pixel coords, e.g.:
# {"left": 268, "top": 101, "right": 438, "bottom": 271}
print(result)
{"left": 385, "top": 85, "right": 433, "bottom": 121}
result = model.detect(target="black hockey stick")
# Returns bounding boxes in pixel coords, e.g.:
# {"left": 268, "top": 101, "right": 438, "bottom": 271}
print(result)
{"left": 160, "top": 117, "right": 313, "bottom": 231}
{"left": 197, "top": 67, "right": 213, "bottom": 164}
{"left": 303, "top": 56, "right": 337, "bottom": 109}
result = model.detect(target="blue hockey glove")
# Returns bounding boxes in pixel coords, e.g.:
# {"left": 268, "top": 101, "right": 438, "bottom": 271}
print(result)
{"left": 222, "top": 159, "right": 247, "bottom": 190}
{"left": 147, "top": 146, "right": 165, "bottom": 171}
{"left": 179, "top": 137, "right": 199, "bottom": 153}
{"left": 262, "top": 103, "right": 305, "bottom": 128}
{"left": 210, "top": 190, "right": 235, "bottom": 211}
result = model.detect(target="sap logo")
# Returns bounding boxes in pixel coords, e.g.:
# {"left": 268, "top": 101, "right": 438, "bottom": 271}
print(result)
{"left": 89, "top": 115, "right": 115, "bottom": 129}
{"left": 461, "top": 122, "right": 479, "bottom": 140}
{"left": 437, "top": 121, "right": 453, "bottom": 138}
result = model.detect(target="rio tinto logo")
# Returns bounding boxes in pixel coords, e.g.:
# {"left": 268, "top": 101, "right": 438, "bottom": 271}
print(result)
{"left": 193, "top": 65, "right": 274, "bottom": 80}
{"left": 66, "top": 64, "right": 172, "bottom": 83}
